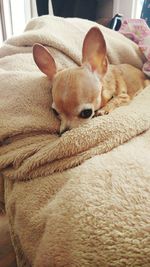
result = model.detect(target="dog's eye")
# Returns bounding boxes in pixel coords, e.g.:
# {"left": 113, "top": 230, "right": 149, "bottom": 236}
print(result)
{"left": 52, "top": 108, "right": 59, "bottom": 116}
{"left": 79, "top": 109, "right": 93, "bottom": 119}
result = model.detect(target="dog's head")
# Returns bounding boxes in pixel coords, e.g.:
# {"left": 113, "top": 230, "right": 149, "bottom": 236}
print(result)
{"left": 33, "top": 27, "right": 108, "bottom": 134}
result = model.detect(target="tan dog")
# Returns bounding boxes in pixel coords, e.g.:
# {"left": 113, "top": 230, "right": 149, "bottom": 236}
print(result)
{"left": 33, "top": 27, "right": 149, "bottom": 134}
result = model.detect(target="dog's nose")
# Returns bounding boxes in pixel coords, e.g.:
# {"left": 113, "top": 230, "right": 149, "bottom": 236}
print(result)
{"left": 59, "top": 127, "right": 70, "bottom": 136}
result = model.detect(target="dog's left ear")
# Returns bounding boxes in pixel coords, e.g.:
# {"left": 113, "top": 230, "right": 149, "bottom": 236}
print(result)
{"left": 33, "top": 43, "right": 56, "bottom": 80}
{"left": 82, "top": 27, "right": 108, "bottom": 76}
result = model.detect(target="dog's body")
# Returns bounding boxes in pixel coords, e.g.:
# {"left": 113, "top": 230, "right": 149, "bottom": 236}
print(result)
{"left": 33, "top": 27, "right": 149, "bottom": 134}
{"left": 98, "top": 63, "right": 149, "bottom": 115}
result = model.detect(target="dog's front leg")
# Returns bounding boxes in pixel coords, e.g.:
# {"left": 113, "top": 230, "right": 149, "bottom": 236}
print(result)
{"left": 95, "top": 93, "right": 131, "bottom": 116}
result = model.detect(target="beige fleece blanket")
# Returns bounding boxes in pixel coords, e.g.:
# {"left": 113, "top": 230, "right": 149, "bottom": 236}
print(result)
{"left": 0, "top": 15, "right": 150, "bottom": 267}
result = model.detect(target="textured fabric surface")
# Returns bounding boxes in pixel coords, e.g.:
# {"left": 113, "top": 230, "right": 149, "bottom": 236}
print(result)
{"left": 0, "top": 15, "right": 150, "bottom": 267}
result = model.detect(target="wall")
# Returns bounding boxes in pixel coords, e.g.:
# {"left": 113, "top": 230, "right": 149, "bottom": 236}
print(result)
{"left": 113, "top": 0, "right": 144, "bottom": 18}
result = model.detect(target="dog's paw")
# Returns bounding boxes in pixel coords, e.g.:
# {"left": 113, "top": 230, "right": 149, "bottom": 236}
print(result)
{"left": 94, "top": 109, "right": 109, "bottom": 117}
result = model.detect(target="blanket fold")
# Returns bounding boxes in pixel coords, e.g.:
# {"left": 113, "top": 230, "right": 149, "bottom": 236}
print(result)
{"left": 0, "top": 16, "right": 150, "bottom": 267}
{"left": 0, "top": 16, "right": 145, "bottom": 67}
{"left": 1, "top": 96, "right": 150, "bottom": 180}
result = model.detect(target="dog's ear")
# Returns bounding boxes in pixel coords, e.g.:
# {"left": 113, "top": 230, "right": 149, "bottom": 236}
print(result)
{"left": 82, "top": 27, "right": 108, "bottom": 76}
{"left": 33, "top": 43, "right": 56, "bottom": 80}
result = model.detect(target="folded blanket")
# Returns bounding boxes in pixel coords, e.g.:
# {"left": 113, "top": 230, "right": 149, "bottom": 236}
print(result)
{"left": 0, "top": 15, "right": 150, "bottom": 267}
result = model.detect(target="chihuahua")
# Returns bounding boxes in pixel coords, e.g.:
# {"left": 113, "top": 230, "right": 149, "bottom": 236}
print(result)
{"left": 33, "top": 27, "right": 149, "bottom": 134}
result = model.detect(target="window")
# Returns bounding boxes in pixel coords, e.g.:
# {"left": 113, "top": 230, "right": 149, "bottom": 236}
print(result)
{"left": 133, "top": 0, "right": 144, "bottom": 18}
{"left": 0, "top": 0, "right": 37, "bottom": 45}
